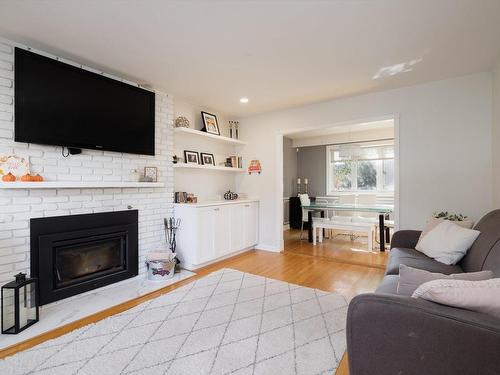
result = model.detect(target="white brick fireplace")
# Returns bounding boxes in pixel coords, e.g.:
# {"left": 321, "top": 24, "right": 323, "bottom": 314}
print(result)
{"left": 0, "top": 39, "right": 175, "bottom": 285}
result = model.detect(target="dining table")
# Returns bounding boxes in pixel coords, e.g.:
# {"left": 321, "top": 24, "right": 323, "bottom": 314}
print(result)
{"left": 300, "top": 202, "right": 394, "bottom": 251}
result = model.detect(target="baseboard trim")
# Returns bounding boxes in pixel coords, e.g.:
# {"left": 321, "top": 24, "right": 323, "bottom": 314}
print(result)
{"left": 181, "top": 247, "right": 254, "bottom": 271}
{"left": 255, "top": 243, "right": 281, "bottom": 252}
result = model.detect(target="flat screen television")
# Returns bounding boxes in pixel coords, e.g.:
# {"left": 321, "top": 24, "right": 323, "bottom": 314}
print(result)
{"left": 14, "top": 48, "right": 155, "bottom": 155}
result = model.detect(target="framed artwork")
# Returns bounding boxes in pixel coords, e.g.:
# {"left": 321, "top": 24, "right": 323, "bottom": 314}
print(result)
{"left": 144, "top": 166, "right": 158, "bottom": 182}
{"left": 184, "top": 150, "right": 200, "bottom": 164}
{"left": 200, "top": 152, "right": 215, "bottom": 166}
{"left": 201, "top": 111, "right": 220, "bottom": 136}
{"left": 0, "top": 154, "right": 30, "bottom": 179}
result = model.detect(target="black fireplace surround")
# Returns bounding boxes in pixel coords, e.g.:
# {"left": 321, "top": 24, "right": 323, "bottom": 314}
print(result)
{"left": 30, "top": 210, "right": 138, "bottom": 305}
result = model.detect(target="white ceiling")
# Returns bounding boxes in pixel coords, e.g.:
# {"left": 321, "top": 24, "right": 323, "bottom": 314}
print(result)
{"left": 1, "top": 0, "right": 500, "bottom": 116}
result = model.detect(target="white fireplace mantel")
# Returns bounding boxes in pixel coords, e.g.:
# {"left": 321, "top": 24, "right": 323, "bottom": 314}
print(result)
{"left": 0, "top": 181, "right": 165, "bottom": 189}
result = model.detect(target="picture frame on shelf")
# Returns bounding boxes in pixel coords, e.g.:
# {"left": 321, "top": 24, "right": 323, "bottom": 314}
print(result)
{"left": 200, "top": 152, "right": 215, "bottom": 166}
{"left": 144, "top": 166, "right": 158, "bottom": 182}
{"left": 201, "top": 111, "right": 220, "bottom": 136}
{"left": 0, "top": 154, "right": 30, "bottom": 180}
{"left": 184, "top": 150, "right": 200, "bottom": 164}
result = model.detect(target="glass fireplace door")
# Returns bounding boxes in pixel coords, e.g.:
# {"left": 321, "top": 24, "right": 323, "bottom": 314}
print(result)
{"left": 54, "top": 234, "right": 126, "bottom": 289}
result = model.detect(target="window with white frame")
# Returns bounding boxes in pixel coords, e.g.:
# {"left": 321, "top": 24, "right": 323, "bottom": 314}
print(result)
{"left": 326, "top": 140, "right": 395, "bottom": 194}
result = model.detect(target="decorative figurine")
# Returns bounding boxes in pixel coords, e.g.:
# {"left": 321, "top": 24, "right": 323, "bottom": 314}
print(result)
{"left": 248, "top": 160, "right": 262, "bottom": 174}
{"left": 174, "top": 116, "right": 190, "bottom": 128}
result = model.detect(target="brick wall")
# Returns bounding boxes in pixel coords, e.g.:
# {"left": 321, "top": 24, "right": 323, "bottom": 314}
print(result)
{"left": 0, "top": 39, "right": 174, "bottom": 284}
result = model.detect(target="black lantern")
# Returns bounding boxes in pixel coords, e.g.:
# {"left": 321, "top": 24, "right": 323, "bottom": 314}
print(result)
{"left": 1, "top": 273, "right": 39, "bottom": 334}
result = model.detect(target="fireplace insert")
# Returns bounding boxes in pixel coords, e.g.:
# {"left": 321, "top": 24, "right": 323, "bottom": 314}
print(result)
{"left": 30, "top": 210, "right": 138, "bottom": 305}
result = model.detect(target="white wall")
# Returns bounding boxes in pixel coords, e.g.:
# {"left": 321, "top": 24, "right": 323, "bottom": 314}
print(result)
{"left": 0, "top": 40, "right": 174, "bottom": 284}
{"left": 283, "top": 137, "right": 297, "bottom": 197}
{"left": 175, "top": 99, "right": 230, "bottom": 137}
{"left": 236, "top": 73, "right": 493, "bottom": 250}
{"left": 173, "top": 100, "right": 242, "bottom": 202}
{"left": 492, "top": 60, "right": 500, "bottom": 207}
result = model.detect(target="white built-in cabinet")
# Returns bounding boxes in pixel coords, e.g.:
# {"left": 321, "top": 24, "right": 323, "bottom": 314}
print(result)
{"left": 174, "top": 200, "right": 259, "bottom": 270}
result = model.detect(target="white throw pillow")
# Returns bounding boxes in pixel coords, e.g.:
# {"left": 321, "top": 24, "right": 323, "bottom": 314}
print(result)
{"left": 416, "top": 217, "right": 474, "bottom": 245}
{"left": 415, "top": 220, "right": 480, "bottom": 265}
{"left": 412, "top": 278, "right": 500, "bottom": 319}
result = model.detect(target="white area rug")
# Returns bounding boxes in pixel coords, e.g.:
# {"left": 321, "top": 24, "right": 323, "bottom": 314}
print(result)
{"left": 0, "top": 269, "right": 348, "bottom": 375}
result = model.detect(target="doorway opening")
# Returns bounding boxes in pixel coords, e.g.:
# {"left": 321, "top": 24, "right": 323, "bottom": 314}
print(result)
{"left": 281, "top": 117, "right": 398, "bottom": 268}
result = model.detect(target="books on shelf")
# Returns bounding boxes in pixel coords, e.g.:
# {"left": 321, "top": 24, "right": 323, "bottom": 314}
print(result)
{"left": 225, "top": 156, "right": 243, "bottom": 168}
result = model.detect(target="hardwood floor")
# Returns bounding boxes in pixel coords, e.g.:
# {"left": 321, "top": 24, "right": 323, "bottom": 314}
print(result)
{"left": 284, "top": 228, "right": 388, "bottom": 270}
{"left": 0, "top": 237, "right": 387, "bottom": 374}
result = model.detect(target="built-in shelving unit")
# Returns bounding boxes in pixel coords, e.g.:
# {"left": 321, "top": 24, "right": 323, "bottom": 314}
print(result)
{"left": 174, "top": 127, "right": 246, "bottom": 146}
{"left": 173, "top": 164, "right": 245, "bottom": 173}
{"left": 0, "top": 181, "right": 165, "bottom": 189}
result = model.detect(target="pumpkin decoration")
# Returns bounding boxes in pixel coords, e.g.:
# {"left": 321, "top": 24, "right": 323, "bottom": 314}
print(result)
{"left": 32, "top": 174, "right": 44, "bottom": 182}
{"left": 223, "top": 190, "right": 239, "bottom": 200}
{"left": 2, "top": 172, "right": 16, "bottom": 182}
{"left": 21, "top": 173, "right": 33, "bottom": 182}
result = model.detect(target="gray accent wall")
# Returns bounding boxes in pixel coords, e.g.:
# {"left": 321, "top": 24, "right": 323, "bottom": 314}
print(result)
{"left": 297, "top": 145, "right": 326, "bottom": 197}
{"left": 283, "top": 137, "right": 298, "bottom": 197}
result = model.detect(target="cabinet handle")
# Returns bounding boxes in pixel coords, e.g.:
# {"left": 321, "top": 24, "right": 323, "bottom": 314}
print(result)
{"left": 214, "top": 208, "right": 220, "bottom": 211}
{"left": 244, "top": 204, "right": 250, "bottom": 207}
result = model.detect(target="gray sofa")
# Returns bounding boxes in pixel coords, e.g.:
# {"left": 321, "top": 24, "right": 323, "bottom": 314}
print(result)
{"left": 346, "top": 209, "right": 500, "bottom": 375}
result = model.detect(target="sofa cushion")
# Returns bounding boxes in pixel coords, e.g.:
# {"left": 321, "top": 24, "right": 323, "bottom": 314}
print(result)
{"left": 461, "top": 209, "right": 500, "bottom": 276}
{"left": 397, "top": 264, "right": 493, "bottom": 296}
{"left": 386, "top": 247, "right": 463, "bottom": 275}
{"left": 375, "top": 275, "right": 399, "bottom": 294}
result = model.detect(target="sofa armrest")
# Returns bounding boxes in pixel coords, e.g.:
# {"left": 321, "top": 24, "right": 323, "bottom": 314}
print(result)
{"left": 347, "top": 293, "right": 500, "bottom": 375}
{"left": 390, "top": 229, "right": 422, "bottom": 249}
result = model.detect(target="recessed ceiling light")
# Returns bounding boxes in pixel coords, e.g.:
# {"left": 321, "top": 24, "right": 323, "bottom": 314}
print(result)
{"left": 239, "top": 97, "right": 249, "bottom": 103}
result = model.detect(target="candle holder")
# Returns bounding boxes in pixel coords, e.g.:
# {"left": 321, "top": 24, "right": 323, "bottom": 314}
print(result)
{"left": 1, "top": 273, "right": 39, "bottom": 334}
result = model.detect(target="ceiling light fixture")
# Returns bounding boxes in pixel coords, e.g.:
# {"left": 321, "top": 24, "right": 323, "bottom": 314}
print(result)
{"left": 372, "top": 58, "right": 423, "bottom": 80}
{"left": 239, "top": 97, "right": 249, "bottom": 103}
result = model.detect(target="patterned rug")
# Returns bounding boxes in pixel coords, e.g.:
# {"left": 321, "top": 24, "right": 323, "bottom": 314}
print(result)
{"left": 0, "top": 269, "right": 348, "bottom": 375}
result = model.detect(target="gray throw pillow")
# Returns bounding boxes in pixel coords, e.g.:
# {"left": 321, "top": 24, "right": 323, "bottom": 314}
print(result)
{"left": 397, "top": 264, "right": 493, "bottom": 295}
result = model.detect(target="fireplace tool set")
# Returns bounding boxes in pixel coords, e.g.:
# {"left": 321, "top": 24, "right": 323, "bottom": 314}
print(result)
{"left": 164, "top": 217, "right": 181, "bottom": 273}
{"left": 145, "top": 217, "right": 181, "bottom": 280}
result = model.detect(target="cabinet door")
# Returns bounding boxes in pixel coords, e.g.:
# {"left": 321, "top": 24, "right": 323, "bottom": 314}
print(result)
{"left": 214, "top": 206, "right": 231, "bottom": 257}
{"left": 243, "top": 202, "right": 259, "bottom": 247}
{"left": 196, "top": 207, "right": 216, "bottom": 263}
{"left": 230, "top": 204, "right": 245, "bottom": 251}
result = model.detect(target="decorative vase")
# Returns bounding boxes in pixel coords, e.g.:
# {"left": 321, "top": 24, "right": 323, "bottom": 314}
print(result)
{"left": 131, "top": 169, "right": 141, "bottom": 182}
{"left": 175, "top": 116, "right": 190, "bottom": 128}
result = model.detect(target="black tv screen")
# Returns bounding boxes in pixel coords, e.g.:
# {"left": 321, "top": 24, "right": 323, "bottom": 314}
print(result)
{"left": 15, "top": 48, "right": 155, "bottom": 155}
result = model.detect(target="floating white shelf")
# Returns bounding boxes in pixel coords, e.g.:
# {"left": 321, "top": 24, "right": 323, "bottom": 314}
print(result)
{"left": 173, "top": 164, "right": 246, "bottom": 173}
{"left": 0, "top": 181, "right": 165, "bottom": 189}
{"left": 174, "top": 127, "right": 246, "bottom": 146}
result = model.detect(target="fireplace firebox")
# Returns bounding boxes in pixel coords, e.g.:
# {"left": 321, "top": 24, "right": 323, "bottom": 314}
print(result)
{"left": 30, "top": 210, "right": 138, "bottom": 305}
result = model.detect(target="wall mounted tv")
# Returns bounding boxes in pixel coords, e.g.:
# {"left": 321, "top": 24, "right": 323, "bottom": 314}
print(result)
{"left": 14, "top": 48, "right": 155, "bottom": 155}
